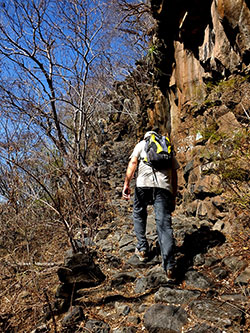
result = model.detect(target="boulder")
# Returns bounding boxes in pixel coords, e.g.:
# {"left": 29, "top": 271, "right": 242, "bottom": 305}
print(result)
{"left": 189, "top": 299, "right": 243, "bottom": 330}
{"left": 55, "top": 251, "right": 106, "bottom": 315}
{"left": 111, "top": 271, "right": 137, "bottom": 288}
{"left": 144, "top": 304, "right": 188, "bottom": 333}
{"left": 193, "top": 175, "right": 221, "bottom": 199}
{"left": 134, "top": 266, "right": 172, "bottom": 294}
{"left": 57, "top": 252, "right": 105, "bottom": 287}
{"left": 185, "top": 270, "right": 214, "bottom": 290}
{"left": 217, "top": 112, "right": 242, "bottom": 133}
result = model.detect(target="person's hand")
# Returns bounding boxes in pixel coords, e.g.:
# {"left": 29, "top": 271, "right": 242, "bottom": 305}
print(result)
{"left": 122, "top": 185, "right": 131, "bottom": 200}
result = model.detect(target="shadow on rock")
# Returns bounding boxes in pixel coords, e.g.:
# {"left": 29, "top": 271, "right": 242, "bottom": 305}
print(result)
{"left": 175, "top": 226, "right": 226, "bottom": 281}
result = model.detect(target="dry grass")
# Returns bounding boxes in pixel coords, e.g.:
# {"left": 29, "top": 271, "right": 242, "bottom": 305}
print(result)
{"left": 0, "top": 207, "right": 69, "bottom": 332}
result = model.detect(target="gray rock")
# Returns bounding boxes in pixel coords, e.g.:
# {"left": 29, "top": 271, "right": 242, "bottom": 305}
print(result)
{"left": 212, "top": 267, "right": 228, "bottom": 279}
{"left": 61, "top": 306, "right": 85, "bottom": 327}
{"left": 144, "top": 304, "right": 188, "bottom": 333}
{"left": 112, "top": 231, "right": 122, "bottom": 242}
{"left": 146, "top": 214, "right": 157, "bottom": 235}
{"left": 193, "top": 253, "right": 205, "bottom": 266}
{"left": 95, "top": 229, "right": 111, "bottom": 241}
{"left": 104, "top": 254, "right": 122, "bottom": 268}
{"left": 223, "top": 256, "right": 247, "bottom": 272}
{"left": 134, "top": 267, "right": 167, "bottom": 294}
{"left": 84, "top": 319, "right": 110, "bottom": 332}
{"left": 57, "top": 260, "right": 105, "bottom": 287}
{"left": 185, "top": 270, "right": 213, "bottom": 290}
{"left": 126, "top": 254, "right": 152, "bottom": 268}
{"left": 235, "top": 266, "right": 250, "bottom": 285}
{"left": 183, "top": 160, "right": 194, "bottom": 182}
{"left": 193, "top": 175, "right": 221, "bottom": 199}
{"left": 115, "top": 302, "right": 131, "bottom": 316}
{"left": 212, "top": 220, "right": 225, "bottom": 231}
{"left": 138, "top": 304, "right": 148, "bottom": 313}
{"left": 197, "top": 219, "right": 213, "bottom": 228}
{"left": 119, "top": 234, "right": 134, "bottom": 248}
{"left": 189, "top": 299, "right": 243, "bottom": 329}
{"left": 56, "top": 252, "right": 105, "bottom": 305}
{"left": 119, "top": 243, "right": 135, "bottom": 254}
{"left": 172, "top": 216, "right": 199, "bottom": 246}
{"left": 204, "top": 256, "right": 218, "bottom": 267}
{"left": 155, "top": 287, "right": 200, "bottom": 305}
{"left": 220, "top": 293, "right": 249, "bottom": 303}
{"left": 127, "top": 316, "right": 141, "bottom": 325}
{"left": 111, "top": 271, "right": 137, "bottom": 287}
{"left": 97, "top": 239, "right": 114, "bottom": 252}
{"left": 134, "top": 276, "right": 148, "bottom": 294}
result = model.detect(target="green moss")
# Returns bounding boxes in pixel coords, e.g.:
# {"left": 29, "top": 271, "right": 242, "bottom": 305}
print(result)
{"left": 220, "top": 167, "right": 249, "bottom": 182}
{"left": 203, "top": 100, "right": 216, "bottom": 108}
{"left": 199, "top": 122, "right": 220, "bottom": 142}
{"left": 205, "top": 74, "right": 250, "bottom": 94}
{"left": 205, "top": 80, "right": 218, "bottom": 92}
{"left": 235, "top": 194, "right": 250, "bottom": 209}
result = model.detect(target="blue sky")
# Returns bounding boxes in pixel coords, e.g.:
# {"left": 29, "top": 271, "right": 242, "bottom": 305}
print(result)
{"left": 0, "top": 0, "right": 150, "bottom": 201}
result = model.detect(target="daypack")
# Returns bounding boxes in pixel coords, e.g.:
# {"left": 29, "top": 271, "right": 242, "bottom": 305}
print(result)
{"left": 143, "top": 133, "right": 173, "bottom": 169}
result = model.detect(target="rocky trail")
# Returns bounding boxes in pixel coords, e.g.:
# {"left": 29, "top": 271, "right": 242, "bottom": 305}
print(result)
{"left": 44, "top": 139, "right": 250, "bottom": 333}
{"left": 1, "top": 0, "right": 250, "bottom": 331}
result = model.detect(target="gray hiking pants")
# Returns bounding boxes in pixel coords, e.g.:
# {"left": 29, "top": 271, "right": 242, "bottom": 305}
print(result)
{"left": 133, "top": 187, "right": 175, "bottom": 271}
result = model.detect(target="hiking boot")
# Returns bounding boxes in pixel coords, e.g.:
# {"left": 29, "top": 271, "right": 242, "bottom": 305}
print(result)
{"left": 135, "top": 248, "right": 148, "bottom": 262}
{"left": 166, "top": 268, "right": 175, "bottom": 281}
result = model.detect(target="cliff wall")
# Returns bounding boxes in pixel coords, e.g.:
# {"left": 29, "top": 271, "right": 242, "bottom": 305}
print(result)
{"left": 150, "top": 0, "right": 249, "bottom": 128}
{"left": 138, "top": 0, "right": 250, "bottom": 231}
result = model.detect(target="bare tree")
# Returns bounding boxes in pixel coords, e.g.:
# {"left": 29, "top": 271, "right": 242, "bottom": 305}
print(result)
{"left": 0, "top": 0, "right": 154, "bottom": 256}
{"left": 0, "top": 0, "right": 112, "bottom": 160}
{"left": 0, "top": 0, "right": 120, "bottom": 250}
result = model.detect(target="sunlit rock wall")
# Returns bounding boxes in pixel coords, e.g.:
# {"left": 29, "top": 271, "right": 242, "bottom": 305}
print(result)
{"left": 150, "top": 0, "right": 250, "bottom": 137}
{"left": 148, "top": 0, "right": 250, "bottom": 224}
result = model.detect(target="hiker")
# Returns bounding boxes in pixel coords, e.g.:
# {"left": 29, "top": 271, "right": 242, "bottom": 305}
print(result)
{"left": 122, "top": 129, "right": 179, "bottom": 280}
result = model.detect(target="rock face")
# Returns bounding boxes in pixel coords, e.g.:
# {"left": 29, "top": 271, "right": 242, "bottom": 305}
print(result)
{"left": 147, "top": 0, "right": 250, "bottom": 227}
{"left": 149, "top": 0, "right": 250, "bottom": 132}
{"left": 150, "top": 0, "right": 250, "bottom": 112}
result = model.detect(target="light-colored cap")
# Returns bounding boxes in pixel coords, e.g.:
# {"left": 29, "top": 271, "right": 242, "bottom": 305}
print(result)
{"left": 144, "top": 131, "right": 158, "bottom": 139}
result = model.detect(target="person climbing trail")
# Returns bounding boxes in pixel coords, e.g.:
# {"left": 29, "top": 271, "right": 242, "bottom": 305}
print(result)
{"left": 122, "top": 128, "right": 179, "bottom": 281}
